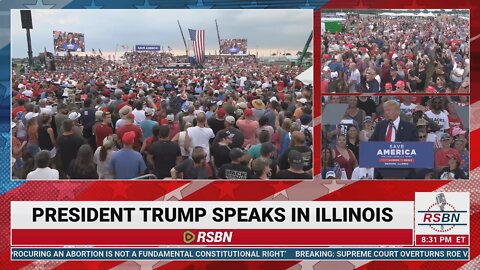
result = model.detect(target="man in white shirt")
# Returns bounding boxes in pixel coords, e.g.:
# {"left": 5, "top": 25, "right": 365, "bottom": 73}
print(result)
{"left": 424, "top": 97, "right": 450, "bottom": 138}
{"left": 347, "top": 63, "right": 361, "bottom": 93}
{"left": 185, "top": 112, "right": 215, "bottom": 161}
{"left": 132, "top": 102, "right": 146, "bottom": 125}
{"left": 26, "top": 150, "right": 59, "bottom": 180}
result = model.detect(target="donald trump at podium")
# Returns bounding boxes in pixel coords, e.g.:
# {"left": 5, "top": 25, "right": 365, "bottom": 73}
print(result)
{"left": 370, "top": 100, "right": 419, "bottom": 142}
{"left": 370, "top": 100, "right": 419, "bottom": 179}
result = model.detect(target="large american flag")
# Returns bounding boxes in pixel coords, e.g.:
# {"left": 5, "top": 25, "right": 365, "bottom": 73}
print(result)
{"left": 188, "top": 28, "right": 205, "bottom": 63}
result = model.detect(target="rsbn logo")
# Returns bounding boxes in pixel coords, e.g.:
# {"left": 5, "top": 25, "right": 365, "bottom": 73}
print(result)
{"left": 183, "top": 231, "right": 233, "bottom": 244}
{"left": 417, "top": 193, "right": 468, "bottom": 233}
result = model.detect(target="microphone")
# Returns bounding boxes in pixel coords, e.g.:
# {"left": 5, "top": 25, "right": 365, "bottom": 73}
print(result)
{"left": 436, "top": 193, "right": 446, "bottom": 230}
{"left": 436, "top": 193, "right": 446, "bottom": 211}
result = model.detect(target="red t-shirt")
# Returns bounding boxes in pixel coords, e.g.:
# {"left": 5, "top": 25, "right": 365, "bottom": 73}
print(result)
{"left": 12, "top": 106, "right": 26, "bottom": 119}
{"left": 116, "top": 124, "right": 143, "bottom": 150}
{"left": 168, "top": 122, "right": 180, "bottom": 140}
{"left": 435, "top": 148, "right": 461, "bottom": 168}
{"left": 95, "top": 123, "right": 113, "bottom": 148}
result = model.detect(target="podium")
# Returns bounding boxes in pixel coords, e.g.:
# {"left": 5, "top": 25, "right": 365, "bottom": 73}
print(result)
{"left": 359, "top": 142, "right": 434, "bottom": 179}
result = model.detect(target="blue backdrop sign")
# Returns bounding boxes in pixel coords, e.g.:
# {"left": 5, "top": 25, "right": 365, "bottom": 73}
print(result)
{"left": 135, "top": 45, "right": 161, "bottom": 52}
{"left": 359, "top": 142, "right": 434, "bottom": 168}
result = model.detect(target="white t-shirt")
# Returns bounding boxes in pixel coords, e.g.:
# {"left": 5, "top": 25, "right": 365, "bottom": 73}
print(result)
{"left": 348, "top": 69, "right": 361, "bottom": 93}
{"left": 425, "top": 110, "right": 450, "bottom": 137}
{"left": 26, "top": 167, "right": 59, "bottom": 180}
{"left": 187, "top": 126, "right": 214, "bottom": 160}
{"left": 240, "top": 76, "right": 247, "bottom": 87}
{"left": 132, "top": 109, "right": 145, "bottom": 125}
{"left": 93, "top": 147, "right": 115, "bottom": 179}
{"left": 351, "top": 167, "right": 374, "bottom": 180}
{"left": 400, "top": 103, "right": 417, "bottom": 116}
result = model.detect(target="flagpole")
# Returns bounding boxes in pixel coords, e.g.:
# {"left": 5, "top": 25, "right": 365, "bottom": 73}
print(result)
{"left": 215, "top": 19, "right": 221, "bottom": 53}
{"left": 114, "top": 43, "right": 118, "bottom": 61}
{"left": 177, "top": 20, "right": 188, "bottom": 58}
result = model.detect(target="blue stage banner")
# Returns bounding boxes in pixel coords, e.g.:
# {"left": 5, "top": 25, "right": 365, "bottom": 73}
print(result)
{"left": 359, "top": 142, "right": 434, "bottom": 169}
{"left": 135, "top": 45, "right": 161, "bottom": 52}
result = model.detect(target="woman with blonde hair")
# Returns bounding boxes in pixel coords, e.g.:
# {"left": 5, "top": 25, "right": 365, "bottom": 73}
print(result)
{"left": 93, "top": 135, "right": 117, "bottom": 179}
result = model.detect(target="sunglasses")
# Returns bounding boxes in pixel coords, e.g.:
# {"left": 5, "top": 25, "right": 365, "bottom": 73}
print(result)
{"left": 419, "top": 135, "right": 427, "bottom": 139}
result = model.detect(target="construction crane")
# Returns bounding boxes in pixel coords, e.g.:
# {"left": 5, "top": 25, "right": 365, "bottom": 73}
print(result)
{"left": 296, "top": 30, "right": 313, "bottom": 67}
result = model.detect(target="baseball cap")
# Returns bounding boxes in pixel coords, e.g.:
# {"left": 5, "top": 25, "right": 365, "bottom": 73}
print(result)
{"left": 300, "top": 114, "right": 312, "bottom": 125}
{"left": 25, "top": 112, "right": 39, "bottom": 121}
{"left": 229, "top": 148, "right": 245, "bottom": 161}
{"left": 452, "top": 127, "right": 466, "bottom": 137}
{"left": 385, "top": 83, "right": 393, "bottom": 90}
{"left": 363, "top": 116, "right": 373, "bottom": 123}
{"left": 426, "top": 86, "right": 436, "bottom": 93}
{"left": 298, "top": 98, "right": 307, "bottom": 104}
{"left": 126, "top": 113, "right": 135, "bottom": 120}
{"left": 145, "top": 108, "right": 155, "bottom": 116}
{"left": 122, "top": 131, "right": 136, "bottom": 145}
{"left": 244, "top": 108, "right": 253, "bottom": 116}
{"left": 441, "top": 133, "right": 451, "bottom": 141}
{"left": 166, "top": 114, "right": 174, "bottom": 123}
{"left": 326, "top": 171, "right": 336, "bottom": 179}
{"left": 11, "top": 122, "right": 16, "bottom": 129}
{"left": 218, "top": 130, "right": 235, "bottom": 140}
{"left": 119, "top": 105, "right": 132, "bottom": 116}
{"left": 288, "top": 150, "right": 304, "bottom": 169}
{"left": 237, "top": 102, "right": 248, "bottom": 109}
{"left": 390, "top": 66, "right": 398, "bottom": 72}
{"left": 217, "top": 108, "right": 226, "bottom": 118}
{"left": 225, "top": 115, "right": 236, "bottom": 125}
{"left": 395, "top": 81, "right": 405, "bottom": 87}
{"left": 447, "top": 154, "right": 460, "bottom": 162}
{"left": 68, "top": 112, "right": 81, "bottom": 121}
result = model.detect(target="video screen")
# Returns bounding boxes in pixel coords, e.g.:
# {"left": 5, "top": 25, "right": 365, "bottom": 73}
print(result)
{"left": 53, "top": 30, "right": 85, "bottom": 52}
{"left": 220, "top": 38, "right": 247, "bottom": 54}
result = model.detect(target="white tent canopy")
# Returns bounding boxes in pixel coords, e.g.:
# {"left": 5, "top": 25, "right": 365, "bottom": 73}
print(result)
{"left": 296, "top": 66, "right": 313, "bottom": 85}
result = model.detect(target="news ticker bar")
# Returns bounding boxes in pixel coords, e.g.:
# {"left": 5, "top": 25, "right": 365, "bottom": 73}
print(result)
{"left": 11, "top": 248, "right": 470, "bottom": 261}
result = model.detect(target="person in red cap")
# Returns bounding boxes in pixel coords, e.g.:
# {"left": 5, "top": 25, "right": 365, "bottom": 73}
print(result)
{"left": 236, "top": 108, "right": 259, "bottom": 149}
{"left": 110, "top": 131, "right": 147, "bottom": 179}
{"left": 384, "top": 83, "right": 393, "bottom": 93}
{"left": 207, "top": 107, "right": 226, "bottom": 135}
{"left": 438, "top": 154, "right": 467, "bottom": 179}
{"left": 116, "top": 113, "right": 143, "bottom": 151}
{"left": 426, "top": 86, "right": 436, "bottom": 94}
{"left": 117, "top": 94, "right": 130, "bottom": 111}
{"left": 392, "top": 80, "right": 408, "bottom": 94}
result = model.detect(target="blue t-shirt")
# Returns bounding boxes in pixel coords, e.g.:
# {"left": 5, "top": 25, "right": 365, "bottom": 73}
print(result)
{"left": 110, "top": 149, "right": 147, "bottom": 179}
{"left": 140, "top": 120, "right": 158, "bottom": 139}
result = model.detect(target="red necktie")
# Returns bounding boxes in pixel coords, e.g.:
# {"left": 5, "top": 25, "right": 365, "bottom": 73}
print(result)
{"left": 385, "top": 123, "right": 393, "bottom": 142}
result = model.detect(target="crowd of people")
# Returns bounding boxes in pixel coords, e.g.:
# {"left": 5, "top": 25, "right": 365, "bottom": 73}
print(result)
{"left": 11, "top": 52, "right": 313, "bottom": 180}
{"left": 321, "top": 12, "right": 470, "bottom": 93}
{"left": 322, "top": 95, "right": 469, "bottom": 180}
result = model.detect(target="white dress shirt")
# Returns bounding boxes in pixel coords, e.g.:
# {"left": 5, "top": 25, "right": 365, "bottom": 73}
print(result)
{"left": 385, "top": 116, "right": 400, "bottom": 142}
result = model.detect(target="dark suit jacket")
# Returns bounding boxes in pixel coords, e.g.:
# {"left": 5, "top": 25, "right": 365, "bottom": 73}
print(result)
{"left": 370, "top": 119, "right": 419, "bottom": 142}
